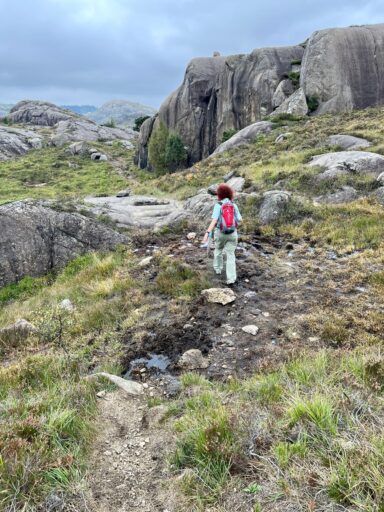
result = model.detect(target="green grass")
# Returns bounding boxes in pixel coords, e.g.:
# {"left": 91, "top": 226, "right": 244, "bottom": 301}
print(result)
{"left": 155, "top": 257, "right": 211, "bottom": 299}
{"left": 0, "top": 145, "right": 130, "bottom": 204}
{"left": 168, "top": 348, "right": 384, "bottom": 509}
{"left": 0, "top": 355, "right": 98, "bottom": 509}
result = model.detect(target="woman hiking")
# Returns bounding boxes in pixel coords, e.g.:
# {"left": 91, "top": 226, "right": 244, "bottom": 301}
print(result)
{"left": 202, "top": 183, "right": 242, "bottom": 285}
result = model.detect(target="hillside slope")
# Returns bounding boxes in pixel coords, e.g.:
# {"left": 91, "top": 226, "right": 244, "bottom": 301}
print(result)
{"left": 0, "top": 108, "right": 383, "bottom": 510}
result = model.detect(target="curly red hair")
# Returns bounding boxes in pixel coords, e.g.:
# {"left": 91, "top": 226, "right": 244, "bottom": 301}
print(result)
{"left": 216, "top": 183, "right": 234, "bottom": 201}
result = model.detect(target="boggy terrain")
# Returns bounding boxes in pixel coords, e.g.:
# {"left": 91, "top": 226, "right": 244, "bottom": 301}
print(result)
{"left": 0, "top": 106, "right": 383, "bottom": 511}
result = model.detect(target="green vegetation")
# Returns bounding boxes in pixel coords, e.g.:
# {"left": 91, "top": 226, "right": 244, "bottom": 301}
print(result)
{"left": 102, "top": 117, "right": 116, "bottom": 128}
{"left": 306, "top": 94, "right": 320, "bottom": 112}
{"left": 221, "top": 128, "right": 237, "bottom": 142}
{"left": 0, "top": 355, "right": 98, "bottom": 509}
{"left": 169, "top": 349, "right": 384, "bottom": 510}
{"left": 133, "top": 115, "right": 151, "bottom": 132}
{"left": 0, "top": 144, "right": 129, "bottom": 205}
{"left": 287, "top": 70, "right": 300, "bottom": 88}
{"left": 156, "top": 258, "right": 211, "bottom": 298}
{"left": 290, "top": 59, "right": 302, "bottom": 66}
{"left": 148, "top": 122, "right": 187, "bottom": 173}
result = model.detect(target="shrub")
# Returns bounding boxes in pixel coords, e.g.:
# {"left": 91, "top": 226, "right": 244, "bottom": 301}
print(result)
{"left": 164, "top": 133, "right": 188, "bottom": 172}
{"left": 148, "top": 121, "right": 169, "bottom": 173}
{"left": 287, "top": 71, "right": 300, "bottom": 88}
{"left": 307, "top": 95, "right": 320, "bottom": 112}
{"left": 102, "top": 118, "right": 116, "bottom": 128}
{"left": 221, "top": 128, "right": 237, "bottom": 143}
{"left": 148, "top": 122, "right": 187, "bottom": 174}
{"left": 133, "top": 115, "right": 151, "bottom": 132}
{"left": 290, "top": 59, "right": 302, "bottom": 66}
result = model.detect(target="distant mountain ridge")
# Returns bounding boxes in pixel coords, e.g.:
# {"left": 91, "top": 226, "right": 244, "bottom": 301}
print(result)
{"left": 85, "top": 100, "right": 157, "bottom": 127}
{"left": 62, "top": 105, "right": 97, "bottom": 115}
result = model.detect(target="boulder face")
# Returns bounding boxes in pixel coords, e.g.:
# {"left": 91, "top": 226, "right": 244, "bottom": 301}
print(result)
{"left": 212, "top": 121, "right": 273, "bottom": 155}
{"left": 141, "top": 46, "right": 304, "bottom": 166}
{"left": 0, "top": 201, "right": 128, "bottom": 287}
{"left": 7, "top": 100, "right": 76, "bottom": 126}
{"left": 0, "top": 126, "right": 43, "bottom": 161}
{"left": 301, "top": 24, "right": 384, "bottom": 113}
{"left": 138, "top": 22, "right": 384, "bottom": 168}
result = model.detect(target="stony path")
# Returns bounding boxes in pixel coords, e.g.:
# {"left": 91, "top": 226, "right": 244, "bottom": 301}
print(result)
{"left": 75, "top": 391, "right": 172, "bottom": 512}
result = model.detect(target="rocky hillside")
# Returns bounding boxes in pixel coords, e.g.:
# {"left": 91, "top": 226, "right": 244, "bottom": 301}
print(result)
{"left": 0, "top": 100, "right": 136, "bottom": 160}
{"left": 138, "top": 22, "right": 384, "bottom": 167}
{"left": 86, "top": 99, "right": 157, "bottom": 127}
{"left": 0, "top": 100, "right": 383, "bottom": 510}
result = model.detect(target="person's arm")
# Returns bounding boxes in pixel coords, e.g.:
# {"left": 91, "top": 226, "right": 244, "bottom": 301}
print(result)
{"left": 202, "top": 218, "right": 217, "bottom": 243}
{"left": 202, "top": 203, "right": 220, "bottom": 243}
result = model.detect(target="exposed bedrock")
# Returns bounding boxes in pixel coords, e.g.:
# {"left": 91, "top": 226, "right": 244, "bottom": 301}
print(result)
{"left": 138, "top": 23, "right": 384, "bottom": 167}
{"left": 0, "top": 201, "right": 128, "bottom": 287}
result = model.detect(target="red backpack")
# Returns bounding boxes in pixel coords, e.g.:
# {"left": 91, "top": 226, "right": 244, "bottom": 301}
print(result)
{"left": 219, "top": 201, "right": 237, "bottom": 234}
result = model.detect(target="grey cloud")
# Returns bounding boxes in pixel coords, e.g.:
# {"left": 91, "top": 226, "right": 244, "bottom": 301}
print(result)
{"left": 0, "top": 0, "right": 384, "bottom": 107}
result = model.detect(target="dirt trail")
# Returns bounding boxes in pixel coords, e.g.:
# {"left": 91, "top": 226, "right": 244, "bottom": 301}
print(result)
{"left": 74, "top": 390, "right": 172, "bottom": 512}
{"left": 73, "top": 230, "right": 373, "bottom": 511}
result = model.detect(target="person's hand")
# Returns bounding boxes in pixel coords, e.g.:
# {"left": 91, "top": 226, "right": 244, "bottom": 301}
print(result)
{"left": 202, "top": 232, "right": 209, "bottom": 244}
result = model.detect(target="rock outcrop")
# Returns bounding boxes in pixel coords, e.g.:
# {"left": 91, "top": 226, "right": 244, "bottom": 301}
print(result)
{"left": 4, "top": 101, "right": 136, "bottom": 151}
{"left": 83, "top": 195, "right": 188, "bottom": 230}
{"left": 138, "top": 23, "right": 384, "bottom": 167}
{"left": 7, "top": 100, "right": 76, "bottom": 126}
{"left": 325, "top": 134, "right": 371, "bottom": 151}
{"left": 259, "top": 190, "right": 291, "bottom": 225}
{"left": 301, "top": 24, "right": 384, "bottom": 114}
{"left": 0, "top": 201, "right": 128, "bottom": 287}
{"left": 139, "top": 46, "right": 303, "bottom": 166}
{"left": 212, "top": 121, "right": 273, "bottom": 155}
{"left": 51, "top": 118, "right": 135, "bottom": 147}
{"left": 309, "top": 151, "right": 384, "bottom": 180}
{"left": 0, "top": 126, "right": 43, "bottom": 160}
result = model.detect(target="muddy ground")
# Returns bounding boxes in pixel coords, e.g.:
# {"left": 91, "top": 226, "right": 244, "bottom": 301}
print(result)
{"left": 122, "top": 231, "right": 365, "bottom": 384}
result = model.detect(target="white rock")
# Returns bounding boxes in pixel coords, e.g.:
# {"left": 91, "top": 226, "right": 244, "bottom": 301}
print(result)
{"left": 201, "top": 288, "right": 236, "bottom": 305}
{"left": 89, "top": 373, "right": 144, "bottom": 395}
{"left": 138, "top": 256, "right": 153, "bottom": 268}
{"left": 178, "top": 349, "right": 209, "bottom": 369}
{"left": 242, "top": 325, "right": 259, "bottom": 336}
{"left": 187, "top": 232, "right": 197, "bottom": 240}
{"left": 59, "top": 298, "right": 75, "bottom": 311}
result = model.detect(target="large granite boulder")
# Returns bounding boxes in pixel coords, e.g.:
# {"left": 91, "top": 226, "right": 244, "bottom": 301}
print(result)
{"left": 314, "top": 186, "right": 358, "bottom": 205}
{"left": 326, "top": 134, "right": 371, "bottom": 151}
{"left": 50, "top": 118, "right": 135, "bottom": 146}
{"left": 0, "top": 126, "right": 43, "bottom": 161}
{"left": 259, "top": 190, "right": 291, "bottom": 224}
{"left": 270, "top": 88, "right": 308, "bottom": 117}
{"left": 272, "top": 79, "right": 295, "bottom": 108}
{"left": 7, "top": 100, "right": 76, "bottom": 126}
{"left": 139, "top": 45, "right": 304, "bottom": 166}
{"left": 301, "top": 24, "right": 384, "bottom": 114}
{"left": 309, "top": 151, "right": 384, "bottom": 180}
{"left": 212, "top": 121, "right": 273, "bottom": 155}
{"left": 0, "top": 201, "right": 128, "bottom": 287}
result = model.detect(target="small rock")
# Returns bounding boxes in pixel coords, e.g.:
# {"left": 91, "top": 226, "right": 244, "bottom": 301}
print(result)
{"left": 0, "top": 319, "right": 36, "bottom": 345}
{"left": 207, "top": 184, "right": 218, "bottom": 195}
{"left": 138, "top": 256, "right": 153, "bottom": 268}
{"left": 244, "top": 291, "right": 257, "bottom": 298}
{"left": 178, "top": 349, "right": 209, "bottom": 369}
{"left": 186, "top": 232, "right": 197, "bottom": 240}
{"left": 262, "top": 312, "right": 270, "bottom": 317}
{"left": 116, "top": 189, "right": 131, "bottom": 198}
{"left": 183, "top": 323, "right": 194, "bottom": 330}
{"left": 201, "top": 288, "right": 236, "bottom": 305}
{"left": 223, "top": 171, "right": 235, "bottom": 182}
{"left": 59, "top": 298, "right": 75, "bottom": 311}
{"left": 242, "top": 325, "right": 259, "bottom": 336}
{"left": 96, "top": 390, "right": 107, "bottom": 398}
{"left": 91, "top": 152, "right": 108, "bottom": 161}
{"left": 88, "top": 373, "right": 144, "bottom": 395}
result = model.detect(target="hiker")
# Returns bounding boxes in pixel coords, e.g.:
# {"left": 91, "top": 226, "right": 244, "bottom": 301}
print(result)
{"left": 202, "top": 183, "right": 242, "bottom": 285}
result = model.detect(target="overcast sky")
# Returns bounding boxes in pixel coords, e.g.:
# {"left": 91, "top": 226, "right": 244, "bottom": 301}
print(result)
{"left": 1, "top": 0, "right": 384, "bottom": 108}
